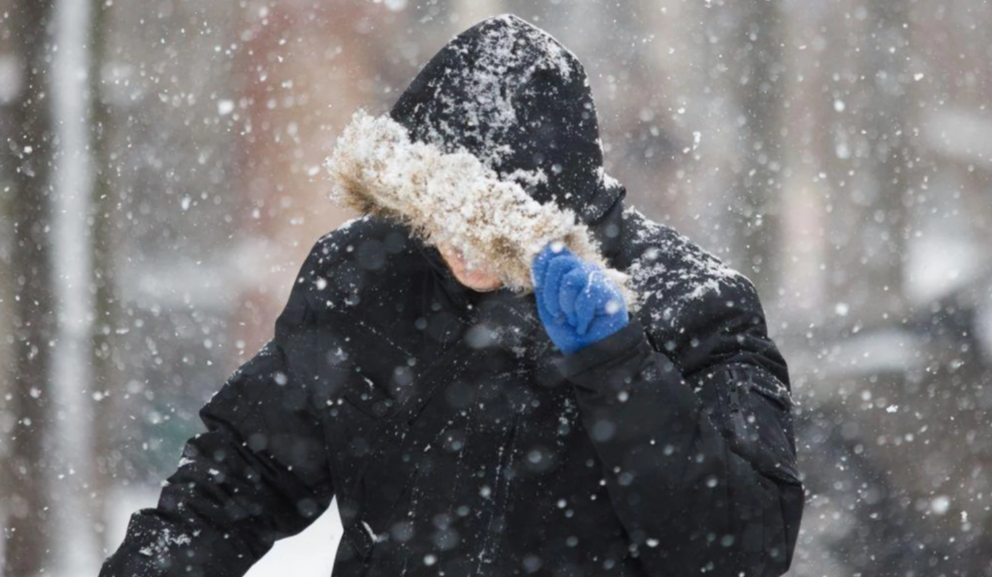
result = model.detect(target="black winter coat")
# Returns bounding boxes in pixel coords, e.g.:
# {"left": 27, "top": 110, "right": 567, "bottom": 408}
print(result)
{"left": 101, "top": 14, "right": 803, "bottom": 577}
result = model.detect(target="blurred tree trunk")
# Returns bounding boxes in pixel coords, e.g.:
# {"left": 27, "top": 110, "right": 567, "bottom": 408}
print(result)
{"left": 854, "top": 0, "right": 912, "bottom": 318}
{"left": 728, "top": 0, "right": 787, "bottom": 302}
{"left": 825, "top": 0, "right": 912, "bottom": 323}
{"left": 87, "top": 0, "right": 120, "bottom": 550}
{"left": 0, "top": 0, "right": 13, "bottom": 469}
{"left": 0, "top": 1, "right": 57, "bottom": 575}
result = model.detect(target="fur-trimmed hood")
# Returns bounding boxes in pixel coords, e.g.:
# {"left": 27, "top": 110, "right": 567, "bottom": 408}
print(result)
{"left": 324, "top": 14, "right": 637, "bottom": 309}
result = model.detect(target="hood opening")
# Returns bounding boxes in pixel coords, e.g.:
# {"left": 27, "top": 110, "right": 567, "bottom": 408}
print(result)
{"left": 324, "top": 14, "right": 637, "bottom": 311}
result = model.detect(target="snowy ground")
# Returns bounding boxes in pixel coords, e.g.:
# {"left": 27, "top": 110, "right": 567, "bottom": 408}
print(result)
{"left": 106, "top": 488, "right": 343, "bottom": 576}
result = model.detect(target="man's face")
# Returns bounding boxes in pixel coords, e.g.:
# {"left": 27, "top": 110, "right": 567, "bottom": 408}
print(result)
{"left": 435, "top": 240, "right": 504, "bottom": 292}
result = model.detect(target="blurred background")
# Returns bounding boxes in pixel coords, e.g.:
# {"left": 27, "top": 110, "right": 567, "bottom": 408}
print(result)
{"left": 2, "top": 0, "right": 991, "bottom": 575}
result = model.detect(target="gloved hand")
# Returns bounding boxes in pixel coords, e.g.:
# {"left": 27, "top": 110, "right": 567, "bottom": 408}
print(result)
{"left": 531, "top": 243, "right": 629, "bottom": 354}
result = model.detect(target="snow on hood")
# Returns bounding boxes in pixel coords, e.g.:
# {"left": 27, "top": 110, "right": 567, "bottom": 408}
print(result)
{"left": 324, "top": 14, "right": 636, "bottom": 309}
{"left": 388, "top": 14, "right": 624, "bottom": 225}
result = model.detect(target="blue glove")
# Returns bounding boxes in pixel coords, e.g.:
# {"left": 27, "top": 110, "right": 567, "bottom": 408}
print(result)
{"left": 531, "top": 243, "right": 629, "bottom": 354}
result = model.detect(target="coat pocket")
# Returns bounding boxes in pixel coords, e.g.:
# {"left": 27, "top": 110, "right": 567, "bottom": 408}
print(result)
{"left": 361, "top": 459, "right": 426, "bottom": 575}
{"left": 342, "top": 441, "right": 424, "bottom": 570}
{"left": 736, "top": 366, "right": 801, "bottom": 485}
{"left": 707, "top": 365, "right": 801, "bottom": 486}
{"left": 341, "top": 373, "right": 396, "bottom": 419}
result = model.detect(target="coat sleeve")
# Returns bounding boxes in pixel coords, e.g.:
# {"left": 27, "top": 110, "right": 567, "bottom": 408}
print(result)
{"left": 99, "top": 246, "right": 335, "bottom": 577}
{"left": 553, "top": 302, "right": 804, "bottom": 576}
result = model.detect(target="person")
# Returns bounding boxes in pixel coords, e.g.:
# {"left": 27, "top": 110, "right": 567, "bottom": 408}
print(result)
{"left": 100, "top": 14, "right": 803, "bottom": 577}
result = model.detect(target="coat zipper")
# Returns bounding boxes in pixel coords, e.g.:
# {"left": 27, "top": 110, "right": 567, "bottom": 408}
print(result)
{"left": 476, "top": 410, "right": 520, "bottom": 568}
{"left": 727, "top": 368, "right": 750, "bottom": 441}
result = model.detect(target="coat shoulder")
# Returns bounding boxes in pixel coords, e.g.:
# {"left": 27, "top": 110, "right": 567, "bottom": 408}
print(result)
{"left": 309, "top": 214, "right": 409, "bottom": 269}
{"left": 619, "top": 206, "right": 769, "bottom": 366}
{"left": 295, "top": 215, "right": 421, "bottom": 314}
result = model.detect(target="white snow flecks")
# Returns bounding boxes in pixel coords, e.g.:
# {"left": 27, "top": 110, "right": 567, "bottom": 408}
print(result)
{"left": 595, "top": 166, "right": 622, "bottom": 193}
{"left": 137, "top": 527, "right": 195, "bottom": 558}
{"left": 624, "top": 207, "right": 746, "bottom": 329}
{"left": 420, "top": 14, "right": 576, "bottom": 168}
{"left": 541, "top": 33, "right": 575, "bottom": 81}
{"left": 475, "top": 414, "right": 518, "bottom": 570}
{"left": 324, "top": 110, "right": 638, "bottom": 310}
{"left": 502, "top": 167, "right": 548, "bottom": 191}
{"left": 360, "top": 520, "right": 378, "bottom": 542}
{"left": 333, "top": 215, "right": 369, "bottom": 234}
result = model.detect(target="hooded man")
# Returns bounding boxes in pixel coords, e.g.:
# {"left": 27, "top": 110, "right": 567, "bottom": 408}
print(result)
{"left": 101, "top": 14, "right": 803, "bottom": 577}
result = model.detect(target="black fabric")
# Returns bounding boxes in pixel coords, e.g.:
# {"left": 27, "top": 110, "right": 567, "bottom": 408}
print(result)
{"left": 100, "top": 14, "right": 803, "bottom": 577}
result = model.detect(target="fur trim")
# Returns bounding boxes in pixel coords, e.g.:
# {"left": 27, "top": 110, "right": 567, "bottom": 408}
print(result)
{"left": 324, "top": 110, "right": 639, "bottom": 311}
